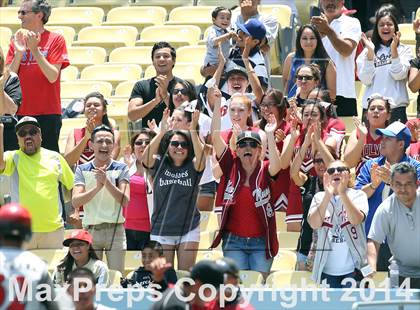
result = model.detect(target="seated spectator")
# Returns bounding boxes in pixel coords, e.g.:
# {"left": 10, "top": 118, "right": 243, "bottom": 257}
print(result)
{"left": 367, "top": 162, "right": 420, "bottom": 289}
{"left": 290, "top": 123, "right": 336, "bottom": 271}
{"left": 0, "top": 117, "right": 74, "bottom": 249}
{"left": 53, "top": 230, "right": 109, "bottom": 287}
{"left": 121, "top": 241, "right": 177, "bottom": 289}
{"left": 142, "top": 109, "right": 206, "bottom": 271}
{"left": 122, "top": 130, "right": 156, "bottom": 250}
{"left": 344, "top": 94, "right": 391, "bottom": 174}
{"left": 209, "top": 86, "right": 286, "bottom": 279}
{"left": 357, "top": 10, "right": 413, "bottom": 123}
{"left": 72, "top": 125, "right": 130, "bottom": 273}
{"left": 283, "top": 24, "right": 336, "bottom": 101}
{"left": 408, "top": 19, "right": 420, "bottom": 117}
{"left": 0, "top": 47, "right": 22, "bottom": 151}
{"left": 288, "top": 64, "right": 321, "bottom": 107}
{"left": 64, "top": 92, "right": 121, "bottom": 167}
{"left": 202, "top": 6, "right": 236, "bottom": 77}
{"left": 128, "top": 42, "right": 185, "bottom": 128}
{"left": 308, "top": 160, "right": 369, "bottom": 288}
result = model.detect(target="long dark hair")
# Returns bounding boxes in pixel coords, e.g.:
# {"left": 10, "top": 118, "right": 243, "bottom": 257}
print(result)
{"left": 84, "top": 92, "right": 113, "bottom": 128}
{"left": 158, "top": 130, "right": 195, "bottom": 165}
{"left": 301, "top": 99, "right": 327, "bottom": 130}
{"left": 57, "top": 244, "right": 100, "bottom": 283}
{"left": 295, "top": 24, "right": 331, "bottom": 73}
{"left": 130, "top": 129, "right": 157, "bottom": 151}
{"left": 259, "top": 89, "right": 287, "bottom": 130}
{"left": 371, "top": 10, "right": 399, "bottom": 54}
{"left": 169, "top": 80, "right": 197, "bottom": 113}
{"left": 365, "top": 94, "right": 391, "bottom": 129}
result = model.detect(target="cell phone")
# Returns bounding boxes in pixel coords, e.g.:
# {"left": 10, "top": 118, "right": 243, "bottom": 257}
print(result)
{"left": 360, "top": 264, "right": 374, "bottom": 277}
{"left": 311, "top": 6, "right": 322, "bottom": 17}
{"left": 0, "top": 116, "right": 13, "bottom": 124}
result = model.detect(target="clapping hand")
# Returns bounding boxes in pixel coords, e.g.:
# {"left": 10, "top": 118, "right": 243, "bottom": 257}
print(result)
{"left": 13, "top": 30, "right": 27, "bottom": 53}
{"left": 390, "top": 31, "right": 401, "bottom": 54}
{"left": 264, "top": 114, "right": 277, "bottom": 134}
{"left": 353, "top": 116, "right": 367, "bottom": 137}
{"left": 160, "top": 108, "right": 170, "bottom": 133}
{"left": 93, "top": 165, "right": 107, "bottom": 189}
{"left": 26, "top": 31, "right": 40, "bottom": 52}
{"left": 311, "top": 13, "right": 330, "bottom": 36}
{"left": 376, "top": 161, "right": 391, "bottom": 185}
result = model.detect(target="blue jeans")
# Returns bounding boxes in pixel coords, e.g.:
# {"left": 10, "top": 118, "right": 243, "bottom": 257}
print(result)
{"left": 222, "top": 233, "right": 273, "bottom": 273}
{"left": 321, "top": 272, "right": 356, "bottom": 288}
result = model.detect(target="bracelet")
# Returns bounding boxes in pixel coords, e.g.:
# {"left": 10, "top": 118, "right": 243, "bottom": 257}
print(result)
{"left": 369, "top": 183, "right": 377, "bottom": 190}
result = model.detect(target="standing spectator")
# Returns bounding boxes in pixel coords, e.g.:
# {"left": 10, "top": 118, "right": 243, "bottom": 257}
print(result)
{"left": 128, "top": 42, "right": 184, "bottom": 128}
{"left": 6, "top": 0, "right": 70, "bottom": 152}
{"left": 142, "top": 109, "right": 206, "bottom": 271}
{"left": 53, "top": 229, "right": 109, "bottom": 287}
{"left": 355, "top": 121, "right": 420, "bottom": 271}
{"left": 408, "top": 19, "right": 420, "bottom": 118}
{"left": 308, "top": 160, "right": 369, "bottom": 287}
{"left": 209, "top": 86, "right": 285, "bottom": 279}
{"left": 357, "top": 10, "right": 413, "bottom": 123}
{"left": 72, "top": 125, "right": 130, "bottom": 273}
{"left": 0, "top": 117, "right": 74, "bottom": 249}
{"left": 283, "top": 24, "right": 336, "bottom": 101}
{"left": 367, "top": 162, "right": 420, "bottom": 288}
{"left": 344, "top": 94, "right": 391, "bottom": 174}
{"left": 64, "top": 92, "right": 121, "bottom": 167}
{"left": 0, "top": 203, "right": 60, "bottom": 309}
{"left": 312, "top": 0, "right": 362, "bottom": 116}
{"left": 0, "top": 47, "right": 22, "bottom": 151}
{"left": 123, "top": 130, "right": 155, "bottom": 250}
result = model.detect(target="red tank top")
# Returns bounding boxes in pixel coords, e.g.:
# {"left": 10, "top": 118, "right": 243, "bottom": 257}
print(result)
{"left": 355, "top": 131, "right": 382, "bottom": 175}
{"left": 73, "top": 127, "right": 94, "bottom": 165}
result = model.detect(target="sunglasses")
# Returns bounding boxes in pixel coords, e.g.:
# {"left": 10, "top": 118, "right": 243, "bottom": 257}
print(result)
{"left": 17, "top": 127, "right": 39, "bottom": 137}
{"left": 170, "top": 141, "right": 188, "bottom": 149}
{"left": 134, "top": 140, "right": 150, "bottom": 146}
{"left": 237, "top": 140, "right": 259, "bottom": 149}
{"left": 326, "top": 166, "right": 349, "bottom": 175}
{"left": 18, "top": 10, "right": 36, "bottom": 15}
{"left": 297, "top": 75, "right": 315, "bottom": 81}
{"left": 172, "top": 88, "right": 188, "bottom": 95}
{"left": 313, "top": 158, "right": 324, "bottom": 164}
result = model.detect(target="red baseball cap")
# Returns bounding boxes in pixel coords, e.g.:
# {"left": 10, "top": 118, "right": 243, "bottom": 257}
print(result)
{"left": 63, "top": 230, "right": 93, "bottom": 247}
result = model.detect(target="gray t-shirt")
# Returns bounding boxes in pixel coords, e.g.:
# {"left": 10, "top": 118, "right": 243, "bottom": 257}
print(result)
{"left": 368, "top": 192, "right": 420, "bottom": 277}
{"left": 149, "top": 157, "right": 202, "bottom": 236}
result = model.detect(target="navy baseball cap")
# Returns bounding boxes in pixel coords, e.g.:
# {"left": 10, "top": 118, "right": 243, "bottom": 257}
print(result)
{"left": 236, "top": 131, "right": 262, "bottom": 145}
{"left": 236, "top": 18, "right": 266, "bottom": 41}
{"left": 376, "top": 121, "right": 412, "bottom": 149}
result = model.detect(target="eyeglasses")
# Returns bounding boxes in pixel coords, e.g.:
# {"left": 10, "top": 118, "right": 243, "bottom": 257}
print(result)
{"left": 134, "top": 140, "right": 150, "bottom": 146}
{"left": 17, "top": 127, "right": 39, "bottom": 137}
{"left": 260, "top": 101, "right": 276, "bottom": 108}
{"left": 172, "top": 88, "right": 188, "bottom": 95}
{"left": 18, "top": 10, "right": 36, "bottom": 15}
{"left": 170, "top": 141, "right": 188, "bottom": 149}
{"left": 326, "top": 166, "right": 349, "bottom": 175}
{"left": 297, "top": 75, "right": 315, "bottom": 81}
{"left": 313, "top": 158, "right": 324, "bottom": 164}
{"left": 237, "top": 140, "right": 259, "bottom": 149}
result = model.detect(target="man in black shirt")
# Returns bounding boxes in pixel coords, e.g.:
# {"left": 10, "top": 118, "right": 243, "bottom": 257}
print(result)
{"left": 128, "top": 42, "right": 185, "bottom": 128}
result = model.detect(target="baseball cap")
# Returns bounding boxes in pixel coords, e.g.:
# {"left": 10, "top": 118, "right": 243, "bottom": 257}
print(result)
{"left": 63, "top": 230, "right": 93, "bottom": 247}
{"left": 15, "top": 116, "right": 40, "bottom": 133}
{"left": 236, "top": 131, "right": 262, "bottom": 145}
{"left": 190, "top": 260, "right": 224, "bottom": 289}
{"left": 216, "top": 257, "right": 239, "bottom": 278}
{"left": 236, "top": 18, "right": 266, "bottom": 41}
{"left": 376, "top": 121, "right": 412, "bottom": 148}
{"left": 225, "top": 62, "right": 248, "bottom": 79}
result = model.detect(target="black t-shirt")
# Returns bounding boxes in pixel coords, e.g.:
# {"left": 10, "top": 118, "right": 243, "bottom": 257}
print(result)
{"left": 129, "top": 76, "right": 184, "bottom": 128}
{"left": 120, "top": 266, "right": 177, "bottom": 289}
{"left": 2, "top": 73, "right": 22, "bottom": 151}
{"left": 297, "top": 176, "right": 323, "bottom": 256}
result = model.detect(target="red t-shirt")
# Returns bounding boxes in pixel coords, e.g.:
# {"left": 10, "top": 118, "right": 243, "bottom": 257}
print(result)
{"left": 6, "top": 30, "right": 69, "bottom": 115}
{"left": 224, "top": 186, "right": 265, "bottom": 237}
{"left": 123, "top": 174, "right": 150, "bottom": 232}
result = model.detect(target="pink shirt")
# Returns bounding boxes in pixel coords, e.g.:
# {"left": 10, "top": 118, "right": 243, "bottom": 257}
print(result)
{"left": 123, "top": 174, "right": 150, "bottom": 231}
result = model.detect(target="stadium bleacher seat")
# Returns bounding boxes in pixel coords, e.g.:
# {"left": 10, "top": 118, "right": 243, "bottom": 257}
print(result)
{"left": 106, "top": 98, "right": 129, "bottom": 148}
{"left": 199, "top": 211, "right": 218, "bottom": 232}
{"left": 103, "top": 6, "right": 167, "bottom": 31}
{"left": 198, "top": 26, "right": 211, "bottom": 45}
{"left": 176, "top": 45, "right": 207, "bottom": 64}
{"left": 108, "top": 270, "right": 123, "bottom": 287}
{"left": 61, "top": 80, "right": 113, "bottom": 99}
{"left": 80, "top": 64, "right": 142, "bottom": 88}
{"left": 124, "top": 250, "right": 142, "bottom": 276}
{"left": 114, "top": 80, "right": 136, "bottom": 98}
{"left": 258, "top": 5, "right": 292, "bottom": 29}
{"left": 47, "top": 7, "right": 104, "bottom": 31}
{"left": 271, "top": 249, "right": 297, "bottom": 271}
{"left": 131, "top": 0, "right": 194, "bottom": 12}
{"left": 68, "top": 46, "right": 106, "bottom": 69}
{"left": 265, "top": 271, "right": 315, "bottom": 288}
{"left": 176, "top": 270, "right": 190, "bottom": 279}
{"left": 409, "top": 45, "right": 417, "bottom": 58}
{"left": 30, "top": 249, "right": 68, "bottom": 272}
{"left": 0, "top": 26, "right": 12, "bottom": 50}
{"left": 166, "top": 6, "right": 215, "bottom": 31}
{"left": 277, "top": 231, "right": 299, "bottom": 250}
{"left": 60, "top": 65, "right": 79, "bottom": 81}
{"left": 398, "top": 23, "right": 416, "bottom": 45}
{"left": 68, "top": 0, "right": 131, "bottom": 13}
{"left": 136, "top": 25, "right": 201, "bottom": 48}
{"left": 199, "top": 231, "right": 215, "bottom": 250}
{"left": 45, "top": 26, "right": 76, "bottom": 47}
{"left": 239, "top": 270, "right": 264, "bottom": 288}
{"left": 109, "top": 46, "right": 153, "bottom": 69}
{"left": 195, "top": 250, "right": 223, "bottom": 263}
{"left": 74, "top": 26, "right": 138, "bottom": 52}
{"left": 296, "top": 0, "right": 318, "bottom": 25}
{"left": 0, "top": 7, "right": 21, "bottom": 33}
{"left": 59, "top": 117, "right": 89, "bottom": 153}
{"left": 196, "top": 0, "right": 237, "bottom": 7}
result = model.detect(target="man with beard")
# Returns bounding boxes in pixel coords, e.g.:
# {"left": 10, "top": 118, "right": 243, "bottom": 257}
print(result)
{"left": 0, "top": 117, "right": 74, "bottom": 249}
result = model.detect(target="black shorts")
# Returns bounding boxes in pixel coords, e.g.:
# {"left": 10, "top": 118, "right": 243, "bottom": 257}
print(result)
{"left": 335, "top": 96, "right": 357, "bottom": 117}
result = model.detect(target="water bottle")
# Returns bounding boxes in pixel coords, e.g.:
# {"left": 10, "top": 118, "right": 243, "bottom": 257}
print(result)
{"left": 389, "top": 259, "right": 399, "bottom": 288}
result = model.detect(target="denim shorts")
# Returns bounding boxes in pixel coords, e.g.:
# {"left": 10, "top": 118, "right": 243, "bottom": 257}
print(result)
{"left": 151, "top": 225, "right": 200, "bottom": 246}
{"left": 222, "top": 232, "right": 273, "bottom": 273}
{"left": 199, "top": 181, "right": 217, "bottom": 198}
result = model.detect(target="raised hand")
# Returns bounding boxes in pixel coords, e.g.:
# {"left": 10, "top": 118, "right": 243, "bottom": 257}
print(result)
{"left": 190, "top": 110, "right": 200, "bottom": 132}
{"left": 390, "top": 31, "right": 400, "bottom": 54}
{"left": 311, "top": 13, "right": 330, "bottom": 36}
{"left": 207, "top": 86, "right": 222, "bottom": 108}
{"left": 217, "top": 42, "right": 226, "bottom": 65}
{"left": 361, "top": 32, "right": 375, "bottom": 53}
{"left": 242, "top": 36, "right": 253, "bottom": 59}
{"left": 147, "top": 118, "right": 158, "bottom": 133}
{"left": 26, "top": 31, "right": 40, "bottom": 52}
{"left": 122, "top": 145, "right": 133, "bottom": 166}
{"left": 290, "top": 116, "right": 301, "bottom": 140}
{"left": 160, "top": 108, "right": 170, "bottom": 133}
{"left": 264, "top": 114, "right": 277, "bottom": 134}
{"left": 149, "top": 257, "right": 172, "bottom": 283}
{"left": 155, "top": 75, "right": 169, "bottom": 103}
{"left": 337, "top": 171, "right": 350, "bottom": 195}
{"left": 13, "top": 30, "right": 27, "bottom": 53}
{"left": 353, "top": 116, "right": 368, "bottom": 137}
{"left": 323, "top": 172, "right": 335, "bottom": 196}
{"left": 85, "top": 117, "right": 96, "bottom": 139}
{"left": 303, "top": 122, "right": 315, "bottom": 147}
